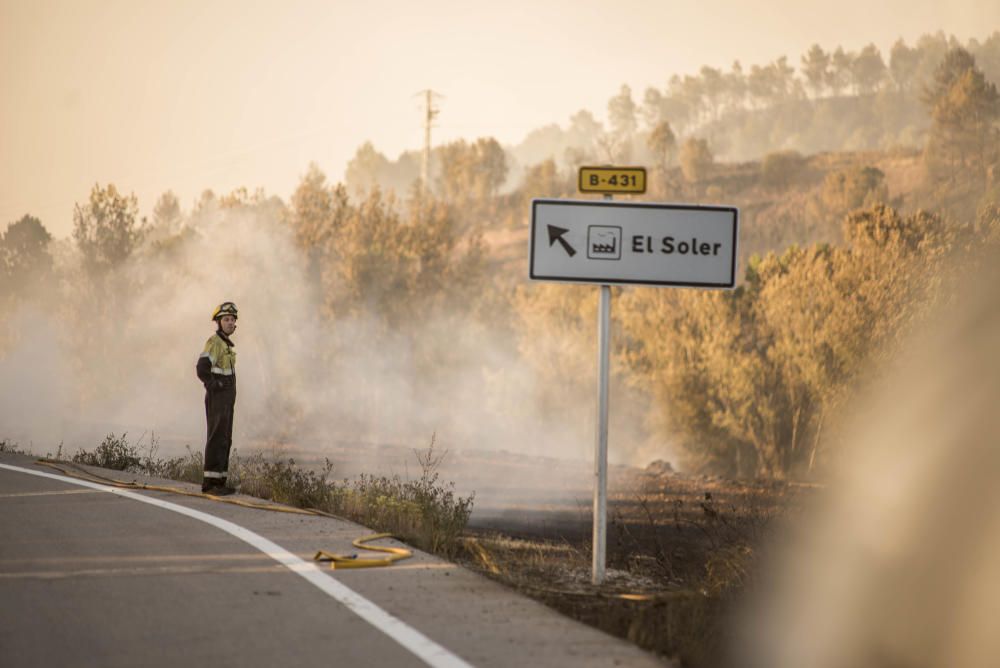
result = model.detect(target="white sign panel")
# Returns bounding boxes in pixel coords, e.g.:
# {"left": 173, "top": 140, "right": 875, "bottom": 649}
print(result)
{"left": 530, "top": 199, "right": 739, "bottom": 288}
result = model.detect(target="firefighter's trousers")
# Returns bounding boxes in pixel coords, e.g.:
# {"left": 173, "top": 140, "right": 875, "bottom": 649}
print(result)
{"left": 204, "top": 378, "right": 236, "bottom": 478}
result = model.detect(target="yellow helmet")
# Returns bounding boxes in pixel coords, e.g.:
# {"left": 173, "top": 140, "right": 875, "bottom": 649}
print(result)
{"left": 211, "top": 301, "right": 238, "bottom": 321}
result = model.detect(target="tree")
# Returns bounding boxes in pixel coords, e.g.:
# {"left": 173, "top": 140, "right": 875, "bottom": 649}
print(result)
{"left": 677, "top": 74, "right": 708, "bottom": 123}
{"left": 821, "top": 165, "right": 888, "bottom": 213}
{"left": 435, "top": 137, "right": 508, "bottom": 209}
{"left": 647, "top": 120, "right": 677, "bottom": 169}
{"left": 608, "top": 84, "right": 638, "bottom": 138}
{"left": 566, "top": 109, "right": 603, "bottom": 151}
{"left": 699, "top": 66, "right": 726, "bottom": 119}
{"left": 647, "top": 121, "right": 678, "bottom": 196}
{"left": 287, "top": 163, "right": 350, "bottom": 282}
{"left": 640, "top": 87, "right": 664, "bottom": 130}
{"left": 748, "top": 57, "right": 799, "bottom": 107}
{"left": 619, "top": 205, "right": 960, "bottom": 478}
{"left": 889, "top": 39, "right": 919, "bottom": 92}
{"left": 72, "top": 183, "right": 143, "bottom": 277}
{"left": 1, "top": 214, "right": 53, "bottom": 296}
{"left": 65, "top": 185, "right": 144, "bottom": 397}
{"left": 923, "top": 47, "right": 977, "bottom": 105}
{"left": 770, "top": 56, "right": 801, "bottom": 100}
{"left": 724, "top": 60, "right": 747, "bottom": 112}
{"left": 828, "top": 47, "right": 853, "bottom": 96}
{"left": 654, "top": 76, "right": 697, "bottom": 134}
{"left": 606, "top": 85, "right": 638, "bottom": 161}
{"left": 912, "top": 32, "right": 955, "bottom": 92}
{"left": 747, "top": 63, "right": 771, "bottom": 108}
{"left": 679, "top": 138, "right": 713, "bottom": 183}
{"left": 851, "top": 44, "right": 887, "bottom": 95}
{"left": 318, "top": 189, "right": 484, "bottom": 332}
{"left": 288, "top": 162, "right": 488, "bottom": 332}
{"left": 972, "top": 31, "right": 1000, "bottom": 86}
{"left": 469, "top": 138, "right": 509, "bottom": 201}
{"left": 198, "top": 188, "right": 217, "bottom": 207}
{"left": 762, "top": 151, "right": 807, "bottom": 190}
{"left": 801, "top": 44, "right": 830, "bottom": 98}
{"left": 520, "top": 159, "right": 566, "bottom": 203}
{"left": 152, "top": 191, "right": 182, "bottom": 231}
{"left": 345, "top": 141, "right": 392, "bottom": 196}
{"left": 923, "top": 48, "right": 1000, "bottom": 178}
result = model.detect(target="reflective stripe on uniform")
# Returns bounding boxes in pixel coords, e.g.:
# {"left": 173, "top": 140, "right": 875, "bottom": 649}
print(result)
{"left": 202, "top": 334, "right": 235, "bottom": 374}
{"left": 203, "top": 471, "right": 227, "bottom": 478}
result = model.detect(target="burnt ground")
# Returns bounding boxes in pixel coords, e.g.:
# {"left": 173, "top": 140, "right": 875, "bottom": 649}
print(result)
{"left": 275, "top": 440, "right": 810, "bottom": 668}
{"left": 457, "top": 462, "right": 811, "bottom": 668}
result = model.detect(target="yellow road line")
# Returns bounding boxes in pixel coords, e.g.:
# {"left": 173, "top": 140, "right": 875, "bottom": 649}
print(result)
{"left": 0, "top": 564, "right": 291, "bottom": 580}
{"left": 0, "top": 489, "right": 101, "bottom": 499}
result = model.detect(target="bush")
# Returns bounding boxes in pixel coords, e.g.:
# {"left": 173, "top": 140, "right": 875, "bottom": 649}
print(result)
{"left": 680, "top": 138, "right": 714, "bottom": 183}
{"left": 761, "top": 150, "right": 807, "bottom": 190}
{"left": 236, "top": 453, "right": 338, "bottom": 509}
{"left": 821, "top": 165, "right": 888, "bottom": 212}
{"left": 344, "top": 443, "right": 474, "bottom": 557}
{"left": 0, "top": 439, "right": 29, "bottom": 455}
{"left": 73, "top": 433, "right": 141, "bottom": 471}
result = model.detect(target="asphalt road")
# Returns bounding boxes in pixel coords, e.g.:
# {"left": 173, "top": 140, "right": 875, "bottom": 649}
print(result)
{"left": 0, "top": 452, "right": 669, "bottom": 668}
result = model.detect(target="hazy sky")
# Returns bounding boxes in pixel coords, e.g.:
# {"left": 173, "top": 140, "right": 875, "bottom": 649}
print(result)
{"left": 2, "top": 0, "right": 998, "bottom": 239}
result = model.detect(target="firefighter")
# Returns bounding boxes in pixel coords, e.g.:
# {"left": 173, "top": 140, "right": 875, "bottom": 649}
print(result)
{"left": 196, "top": 301, "right": 239, "bottom": 495}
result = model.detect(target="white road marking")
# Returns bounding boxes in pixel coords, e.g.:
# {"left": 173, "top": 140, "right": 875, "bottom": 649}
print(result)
{"left": 0, "top": 463, "right": 474, "bottom": 668}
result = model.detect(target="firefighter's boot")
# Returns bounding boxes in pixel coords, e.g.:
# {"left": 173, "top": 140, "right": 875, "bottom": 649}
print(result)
{"left": 204, "top": 477, "right": 235, "bottom": 496}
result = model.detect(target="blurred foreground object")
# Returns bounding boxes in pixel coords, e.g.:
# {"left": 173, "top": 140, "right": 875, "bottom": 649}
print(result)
{"left": 733, "top": 243, "right": 1000, "bottom": 668}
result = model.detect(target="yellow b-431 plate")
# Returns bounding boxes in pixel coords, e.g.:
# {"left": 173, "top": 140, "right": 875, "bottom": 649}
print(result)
{"left": 578, "top": 166, "right": 646, "bottom": 194}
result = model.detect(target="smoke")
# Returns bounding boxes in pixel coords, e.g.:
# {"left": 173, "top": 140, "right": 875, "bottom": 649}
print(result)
{"left": 731, "top": 247, "right": 1000, "bottom": 668}
{"left": 0, "top": 306, "right": 79, "bottom": 449}
{"left": 0, "top": 202, "right": 656, "bottom": 493}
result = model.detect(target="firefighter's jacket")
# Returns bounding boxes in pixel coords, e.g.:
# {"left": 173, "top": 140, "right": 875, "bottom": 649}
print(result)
{"left": 196, "top": 330, "right": 236, "bottom": 389}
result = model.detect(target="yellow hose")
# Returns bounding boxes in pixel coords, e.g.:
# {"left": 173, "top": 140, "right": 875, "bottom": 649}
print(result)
{"left": 33, "top": 459, "right": 412, "bottom": 569}
{"left": 314, "top": 533, "right": 413, "bottom": 569}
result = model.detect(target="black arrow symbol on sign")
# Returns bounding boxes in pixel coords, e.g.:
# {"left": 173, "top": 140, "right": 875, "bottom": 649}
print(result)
{"left": 547, "top": 225, "right": 576, "bottom": 257}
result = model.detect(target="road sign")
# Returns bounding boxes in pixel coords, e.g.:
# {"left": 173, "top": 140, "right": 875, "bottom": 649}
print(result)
{"left": 530, "top": 199, "right": 739, "bottom": 288}
{"left": 578, "top": 166, "right": 646, "bottom": 194}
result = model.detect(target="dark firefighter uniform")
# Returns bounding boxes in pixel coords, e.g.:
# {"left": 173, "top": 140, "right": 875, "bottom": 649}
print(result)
{"left": 196, "top": 302, "right": 238, "bottom": 494}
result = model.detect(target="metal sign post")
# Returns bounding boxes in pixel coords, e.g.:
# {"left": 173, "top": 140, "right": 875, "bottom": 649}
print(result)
{"left": 593, "top": 193, "right": 613, "bottom": 585}
{"left": 529, "top": 172, "right": 739, "bottom": 586}
{"left": 593, "top": 281, "right": 611, "bottom": 584}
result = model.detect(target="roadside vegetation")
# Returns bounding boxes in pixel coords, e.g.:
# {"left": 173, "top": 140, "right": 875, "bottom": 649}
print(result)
{"left": 0, "top": 439, "right": 30, "bottom": 455}
{"left": 65, "top": 432, "right": 473, "bottom": 560}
